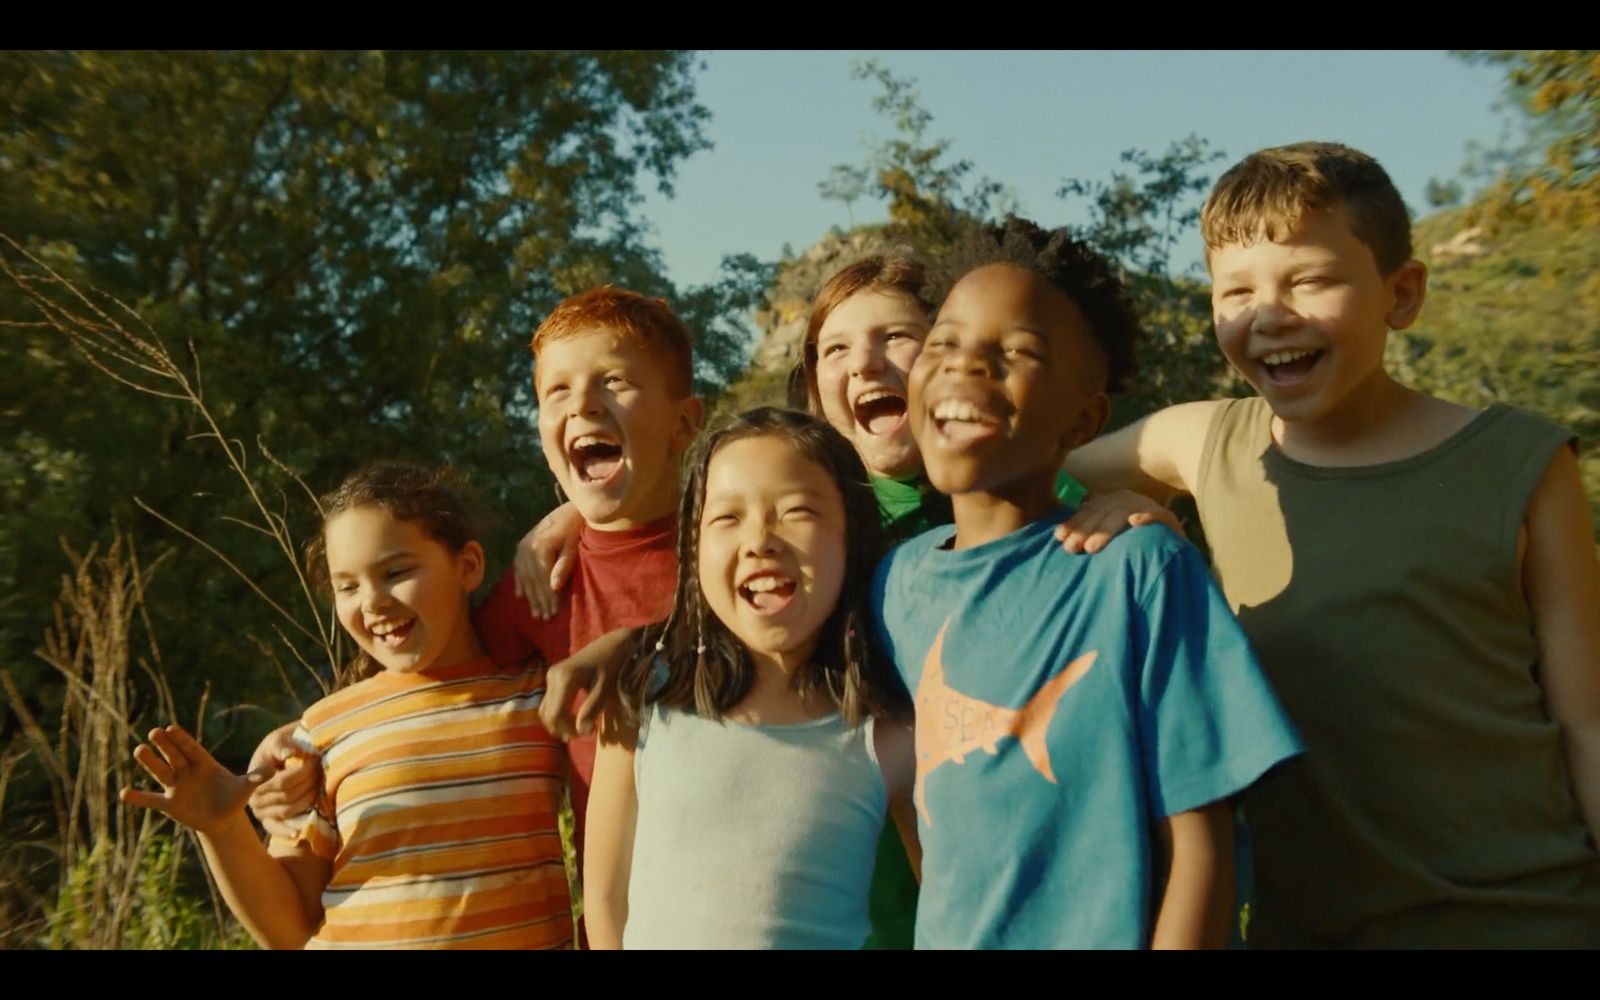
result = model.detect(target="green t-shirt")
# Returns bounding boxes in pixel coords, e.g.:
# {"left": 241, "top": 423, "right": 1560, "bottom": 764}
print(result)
{"left": 870, "top": 471, "right": 1088, "bottom": 545}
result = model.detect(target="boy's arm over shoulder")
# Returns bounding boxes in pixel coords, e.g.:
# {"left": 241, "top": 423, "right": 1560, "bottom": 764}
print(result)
{"left": 1065, "top": 399, "right": 1228, "bottom": 502}
{"left": 474, "top": 563, "right": 561, "bottom": 668}
{"left": 1131, "top": 537, "right": 1302, "bottom": 818}
{"left": 1523, "top": 444, "right": 1600, "bottom": 839}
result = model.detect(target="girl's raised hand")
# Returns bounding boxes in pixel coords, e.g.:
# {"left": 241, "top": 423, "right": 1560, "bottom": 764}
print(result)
{"left": 1054, "top": 490, "right": 1185, "bottom": 555}
{"left": 121, "top": 724, "right": 270, "bottom": 837}
{"left": 512, "top": 501, "right": 584, "bottom": 620}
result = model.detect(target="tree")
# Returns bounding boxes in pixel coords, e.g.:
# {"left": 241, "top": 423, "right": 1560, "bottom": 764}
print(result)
{"left": 1, "top": 51, "right": 729, "bottom": 758}
{"left": 826, "top": 59, "right": 1015, "bottom": 248}
{"left": 1457, "top": 50, "right": 1600, "bottom": 225}
{"left": 818, "top": 164, "right": 870, "bottom": 228}
{"left": 1057, "top": 136, "right": 1243, "bottom": 425}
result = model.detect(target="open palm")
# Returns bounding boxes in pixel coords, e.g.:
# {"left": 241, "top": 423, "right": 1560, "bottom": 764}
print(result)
{"left": 122, "top": 724, "right": 262, "bottom": 836}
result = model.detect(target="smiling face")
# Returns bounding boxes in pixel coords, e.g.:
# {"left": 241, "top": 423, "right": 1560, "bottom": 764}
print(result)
{"left": 696, "top": 434, "right": 847, "bottom": 673}
{"left": 1209, "top": 205, "right": 1426, "bottom": 429}
{"left": 909, "top": 264, "right": 1109, "bottom": 507}
{"left": 811, "top": 289, "right": 930, "bottom": 479}
{"left": 535, "top": 329, "right": 703, "bottom": 530}
{"left": 324, "top": 505, "right": 485, "bottom": 676}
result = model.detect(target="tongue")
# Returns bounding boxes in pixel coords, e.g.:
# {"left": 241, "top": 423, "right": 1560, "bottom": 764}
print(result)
{"left": 751, "top": 590, "right": 785, "bottom": 611}
{"left": 865, "top": 410, "right": 903, "bottom": 435}
{"left": 581, "top": 454, "right": 622, "bottom": 482}
{"left": 941, "top": 419, "right": 994, "bottom": 444}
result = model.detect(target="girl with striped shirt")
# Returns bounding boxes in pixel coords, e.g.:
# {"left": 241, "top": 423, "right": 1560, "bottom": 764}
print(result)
{"left": 121, "top": 463, "right": 573, "bottom": 949}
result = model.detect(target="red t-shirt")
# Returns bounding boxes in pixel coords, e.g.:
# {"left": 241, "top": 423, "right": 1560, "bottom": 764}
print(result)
{"left": 474, "top": 516, "right": 678, "bottom": 872}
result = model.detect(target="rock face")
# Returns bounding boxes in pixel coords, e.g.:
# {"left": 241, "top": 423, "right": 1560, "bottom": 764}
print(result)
{"left": 1430, "top": 226, "right": 1489, "bottom": 261}
{"left": 747, "top": 226, "right": 906, "bottom": 376}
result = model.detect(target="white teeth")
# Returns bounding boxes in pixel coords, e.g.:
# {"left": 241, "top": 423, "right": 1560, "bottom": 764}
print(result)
{"left": 571, "top": 434, "right": 615, "bottom": 450}
{"left": 856, "top": 389, "right": 900, "bottom": 405}
{"left": 369, "top": 618, "right": 411, "bottom": 637}
{"left": 1260, "top": 349, "right": 1318, "bottom": 366}
{"left": 932, "top": 400, "right": 991, "bottom": 423}
{"left": 743, "top": 575, "right": 790, "bottom": 593}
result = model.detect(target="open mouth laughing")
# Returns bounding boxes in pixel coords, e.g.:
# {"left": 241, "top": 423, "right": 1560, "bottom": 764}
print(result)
{"left": 852, "top": 387, "right": 908, "bottom": 438}
{"left": 567, "top": 431, "right": 625, "bottom": 485}
{"left": 928, "top": 397, "right": 1004, "bottom": 447}
{"left": 1255, "top": 348, "right": 1324, "bottom": 387}
{"left": 368, "top": 616, "right": 416, "bottom": 649}
{"left": 737, "top": 568, "right": 798, "bottom": 617}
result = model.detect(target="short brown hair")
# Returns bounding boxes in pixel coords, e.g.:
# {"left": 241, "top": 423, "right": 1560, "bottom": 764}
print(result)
{"left": 531, "top": 286, "right": 695, "bottom": 398}
{"left": 1201, "top": 142, "right": 1413, "bottom": 275}
{"left": 798, "top": 256, "right": 933, "bottom": 416}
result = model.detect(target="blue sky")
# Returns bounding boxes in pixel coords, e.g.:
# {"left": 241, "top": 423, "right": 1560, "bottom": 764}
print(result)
{"left": 638, "top": 51, "right": 1515, "bottom": 289}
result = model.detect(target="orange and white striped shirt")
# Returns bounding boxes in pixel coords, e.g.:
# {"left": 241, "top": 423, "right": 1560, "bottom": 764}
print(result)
{"left": 269, "top": 657, "right": 572, "bottom": 949}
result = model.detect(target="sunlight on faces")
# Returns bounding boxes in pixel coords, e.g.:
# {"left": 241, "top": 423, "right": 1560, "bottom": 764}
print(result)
{"left": 909, "top": 264, "right": 1109, "bottom": 500}
{"left": 1209, "top": 206, "right": 1427, "bottom": 428}
{"left": 696, "top": 435, "right": 847, "bottom": 673}
{"left": 324, "top": 505, "right": 484, "bottom": 676}
{"left": 813, "top": 290, "right": 930, "bottom": 479}
{"left": 535, "top": 329, "right": 703, "bottom": 530}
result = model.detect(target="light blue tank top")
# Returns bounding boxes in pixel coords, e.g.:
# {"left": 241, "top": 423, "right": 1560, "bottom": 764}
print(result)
{"left": 622, "top": 702, "right": 888, "bottom": 949}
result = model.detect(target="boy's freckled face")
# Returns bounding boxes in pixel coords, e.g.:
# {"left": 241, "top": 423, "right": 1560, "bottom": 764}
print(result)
{"left": 908, "top": 264, "right": 1104, "bottom": 498}
{"left": 1210, "top": 206, "right": 1422, "bottom": 426}
{"left": 535, "top": 329, "right": 698, "bottom": 530}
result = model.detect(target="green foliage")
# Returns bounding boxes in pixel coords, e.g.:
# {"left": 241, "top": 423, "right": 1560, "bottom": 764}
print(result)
{"left": 832, "top": 60, "right": 1015, "bottom": 247}
{"left": 46, "top": 830, "right": 253, "bottom": 950}
{"left": 1401, "top": 206, "right": 1600, "bottom": 536}
{"left": 1057, "top": 136, "right": 1246, "bottom": 427}
{"left": 1, "top": 50, "right": 729, "bottom": 765}
{"left": 1456, "top": 51, "right": 1600, "bottom": 224}
{"left": 1, "top": 52, "right": 757, "bottom": 947}
{"left": 1426, "top": 177, "right": 1464, "bottom": 210}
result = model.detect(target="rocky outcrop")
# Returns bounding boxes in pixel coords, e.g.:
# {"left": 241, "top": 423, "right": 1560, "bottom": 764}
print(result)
{"left": 747, "top": 225, "right": 907, "bottom": 375}
{"left": 1429, "top": 225, "right": 1489, "bottom": 261}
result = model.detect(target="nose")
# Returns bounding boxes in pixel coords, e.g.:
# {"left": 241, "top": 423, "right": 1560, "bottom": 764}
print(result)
{"left": 940, "top": 343, "right": 993, "bottom": 379}
{"left": 848, "top": 339, "right": 885, "bottom": 378}
{"left": 739, "top": 516, "right": 780, "bottom": 558}
{"left": 1249, "top": 294, "right": 1299, "bottom": 337}
{"left": 568, "top": 376, "right": 605, "bottom": 417}
{"left": 361, "top": 581, "right": 395, "bottom": 616}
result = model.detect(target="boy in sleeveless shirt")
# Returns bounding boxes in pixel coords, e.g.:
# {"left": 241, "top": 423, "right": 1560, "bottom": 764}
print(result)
{"left": 1064, "top": 142, "right": 1600, "bottom": 947}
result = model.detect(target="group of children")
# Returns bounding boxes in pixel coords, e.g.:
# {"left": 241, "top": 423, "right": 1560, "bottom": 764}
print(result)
{"left": 122, "top": 140, "right": 1600, "bottom": 949}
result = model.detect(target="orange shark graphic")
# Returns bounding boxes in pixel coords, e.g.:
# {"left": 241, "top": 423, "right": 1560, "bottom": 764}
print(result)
{"left": 915, "top": 618, "right": 1096, "bottom": 824}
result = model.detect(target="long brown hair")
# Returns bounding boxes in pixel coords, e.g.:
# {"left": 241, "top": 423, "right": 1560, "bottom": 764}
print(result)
{"left": 619, "top": 407, "right": 910, "bottom": 726}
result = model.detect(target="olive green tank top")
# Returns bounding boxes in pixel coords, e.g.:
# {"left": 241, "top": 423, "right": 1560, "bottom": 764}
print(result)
{"left": 1197, "top": 396, "right": 1600, "bottom": 948}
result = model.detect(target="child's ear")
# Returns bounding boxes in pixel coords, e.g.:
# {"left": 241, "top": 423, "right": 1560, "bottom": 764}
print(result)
{"left": 672, "top": 396, "right": 706, "bottom": 454}
{"left": 457, "top": 540, "right": 486, "bottom": 592}
{"left": 1064, "top": 391, "right": 1111, "bottom": 452}
{"left": 1386, "top": 259, "right": 1428, "bottom": 331}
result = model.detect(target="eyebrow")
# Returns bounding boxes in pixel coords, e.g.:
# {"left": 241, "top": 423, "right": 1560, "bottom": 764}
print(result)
{"left": 704, "top": 486, "right": 831, "bottom": 504}
{"left": 929, "top": 317, "right": 1049, "bottom": 337}
{"left": 329, "top": 550, "right": 414, "bottom": 578}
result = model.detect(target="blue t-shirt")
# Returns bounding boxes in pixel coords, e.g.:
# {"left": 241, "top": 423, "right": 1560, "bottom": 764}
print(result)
{"left": 871, "top": 507, "right": 1302, "bottom": 949}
